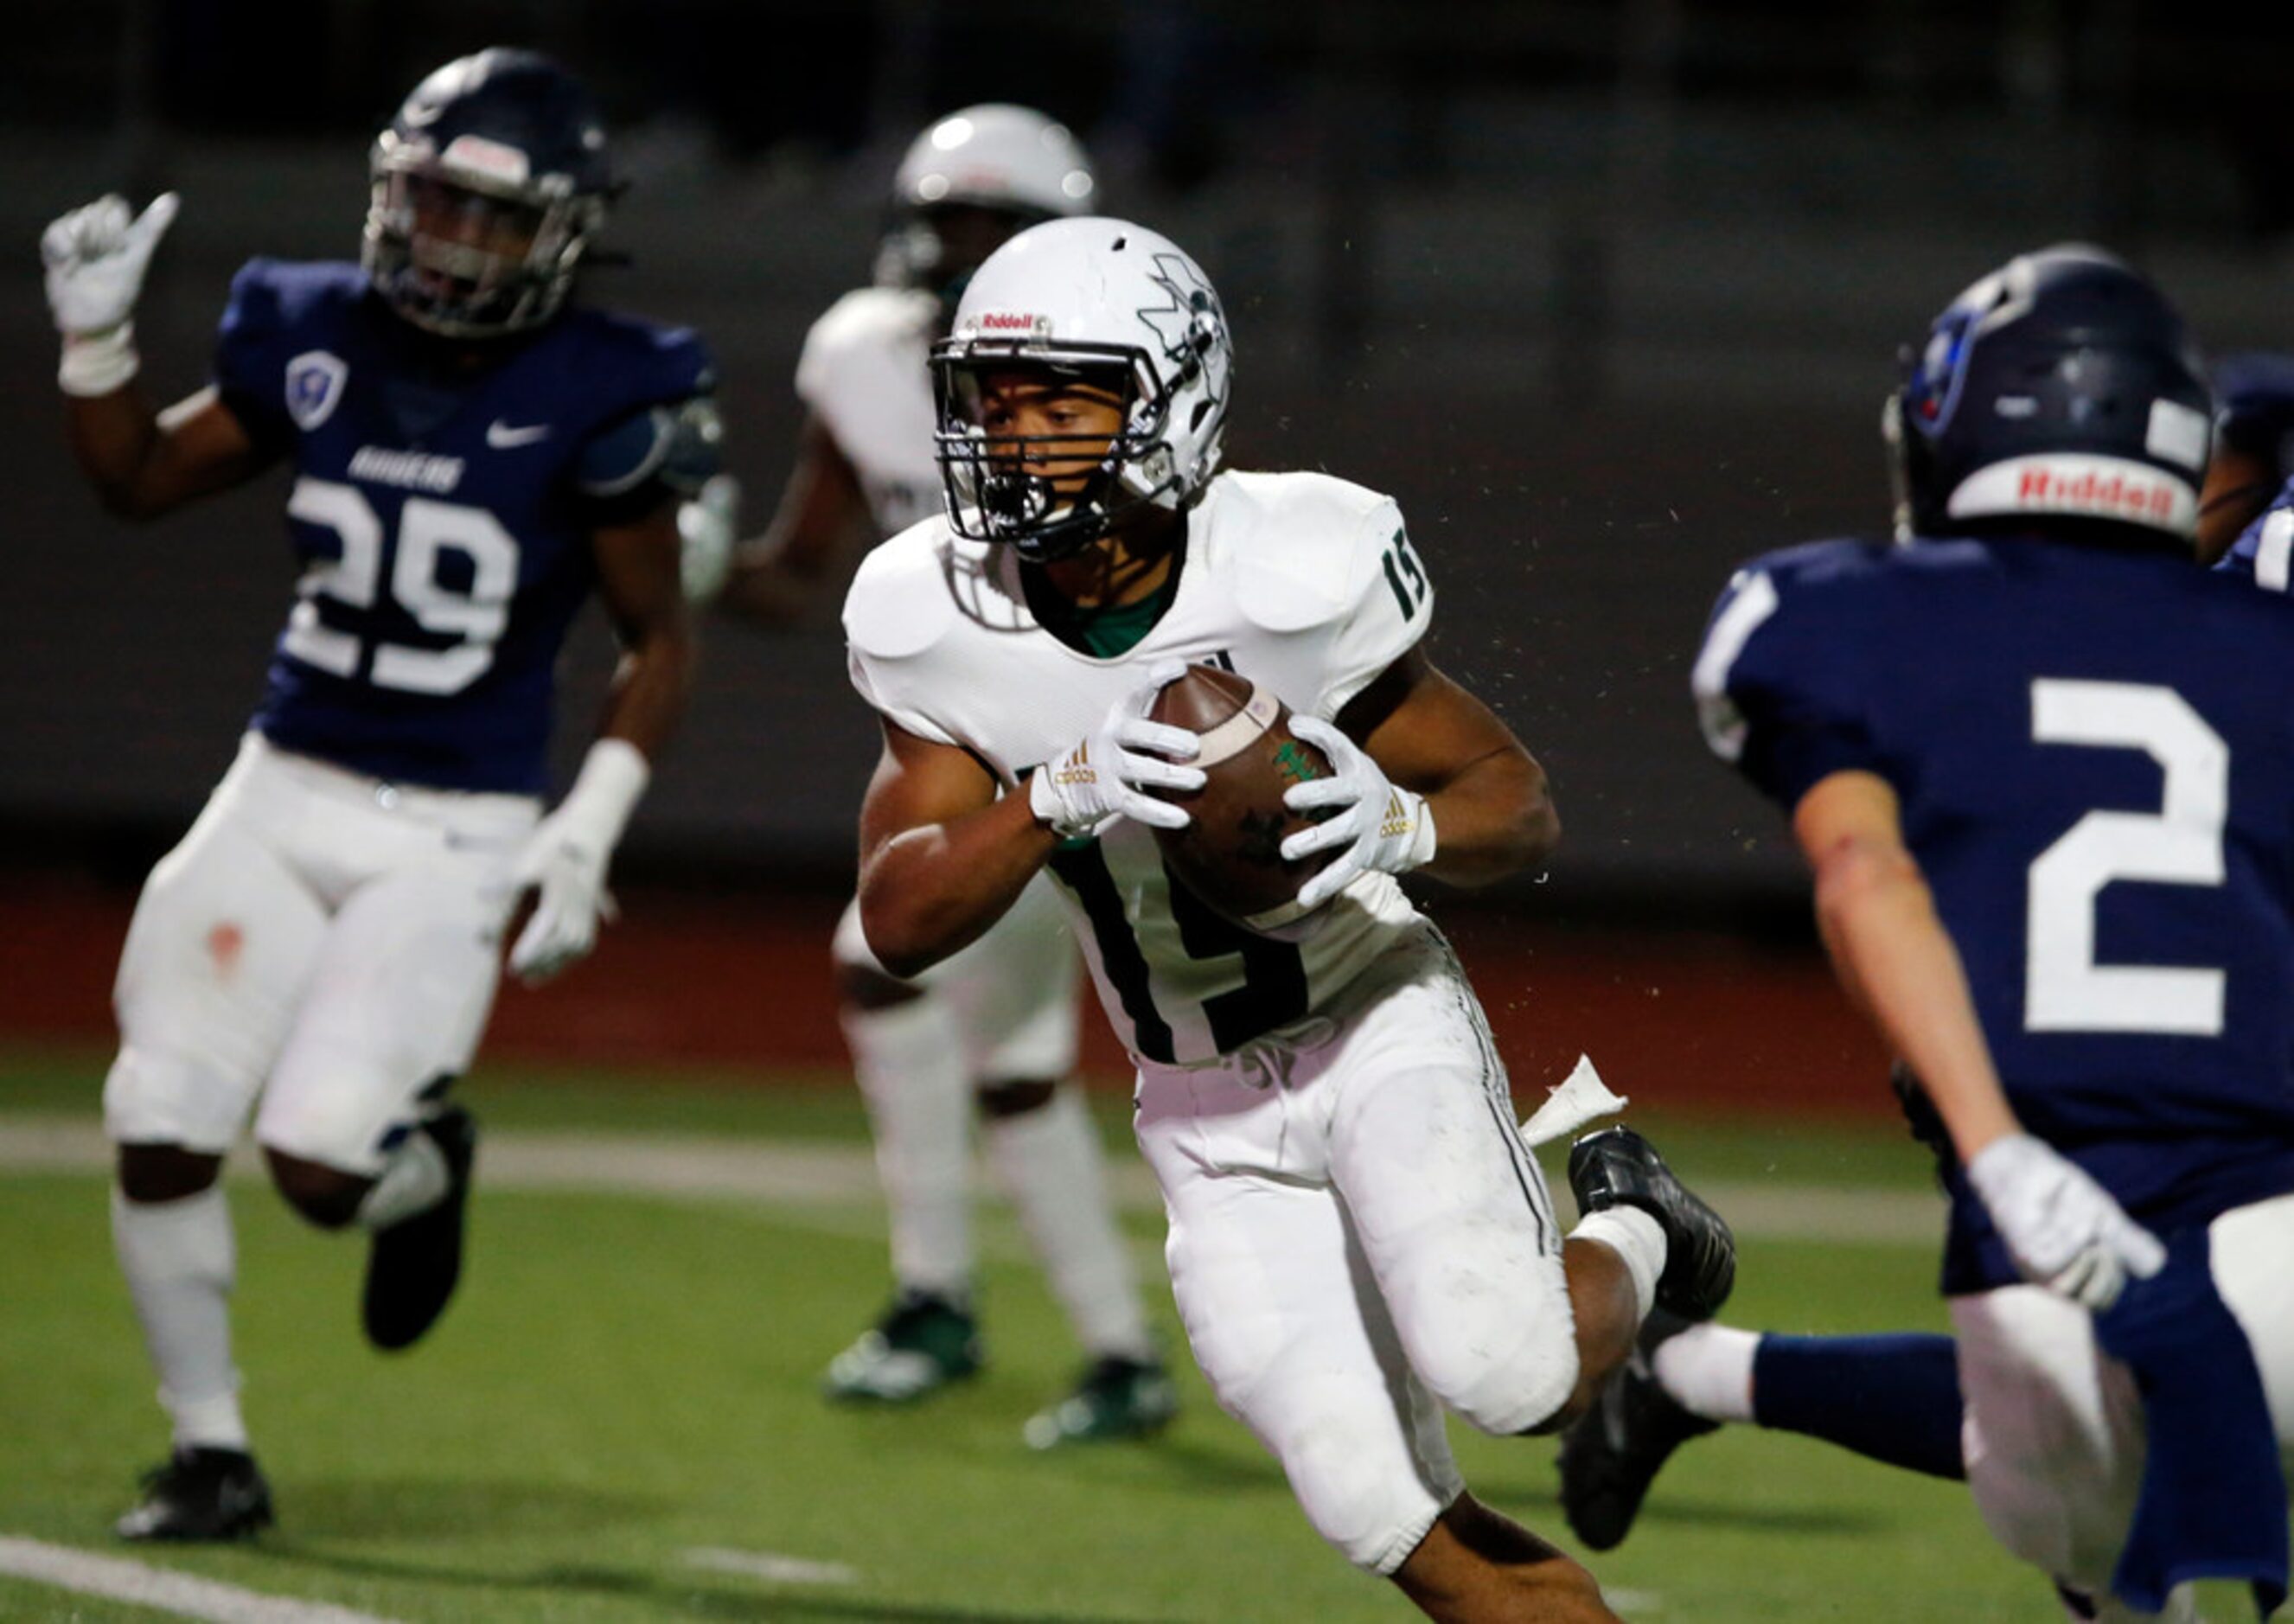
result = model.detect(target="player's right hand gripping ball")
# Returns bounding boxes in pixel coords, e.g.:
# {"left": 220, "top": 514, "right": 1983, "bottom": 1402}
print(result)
{"left": 1029, "top": 662, "right": 1207, "bottom": 842}
{"left": 1147, "top": 664, "right": 1340, "bottom": 933}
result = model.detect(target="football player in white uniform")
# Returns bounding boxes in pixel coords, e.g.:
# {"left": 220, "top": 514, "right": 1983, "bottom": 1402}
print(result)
{"left": 841, "top": 216, "right": 1738, "bottom": 1620}
{"left": 685, "top": 107, "right": 1174, "bottom": 1444}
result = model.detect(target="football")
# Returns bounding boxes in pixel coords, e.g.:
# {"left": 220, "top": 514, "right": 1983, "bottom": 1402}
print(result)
{"left": 1147, "top": 664, "right": 1336, "bottom": 931}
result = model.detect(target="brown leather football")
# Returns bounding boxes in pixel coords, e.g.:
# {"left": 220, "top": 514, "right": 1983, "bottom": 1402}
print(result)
{"left": 1147, "top": 664, "right": 1336, "bottom": 931}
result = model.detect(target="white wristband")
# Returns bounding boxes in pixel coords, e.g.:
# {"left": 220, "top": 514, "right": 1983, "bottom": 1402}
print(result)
{"left": 59, "top": 323, "right": 140, "bottom": 397}
{"left": 1397, "top": 790, "right": 1437, "bottom": 873}
{"left": 556, "top": 738, "right": 651, "bottom": 850}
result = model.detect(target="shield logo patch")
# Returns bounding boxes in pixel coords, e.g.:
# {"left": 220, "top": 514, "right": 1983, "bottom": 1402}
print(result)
{"left": 284, "top": 349, "right": 348, "bottom": 431}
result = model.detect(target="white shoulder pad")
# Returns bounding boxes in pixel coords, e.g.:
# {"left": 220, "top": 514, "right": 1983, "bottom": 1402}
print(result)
{"left": 842, "top": 519, "right": 961, "bottom": 660}
{"left": 1214, "top": 470, "right": 1399, "bottom": 634}
{"left": 796, "top": 286, "right": 936, "bottom": 408}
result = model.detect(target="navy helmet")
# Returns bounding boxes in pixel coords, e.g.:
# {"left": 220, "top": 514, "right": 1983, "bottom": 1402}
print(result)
{"left": 362, "top": 48, "right": 614, "bottom": 339}
{"left": 1885, "top": 245, "right": 2213, "bottom": 545}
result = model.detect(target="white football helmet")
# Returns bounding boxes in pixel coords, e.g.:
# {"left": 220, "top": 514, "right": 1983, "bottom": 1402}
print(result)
{"left": 894, "top": 104, "right": 1095, "bottom": 216}
{"left": 878, "top": 105, "right": 1096, "bottom": 297}
{"left": 932, "top": 217, "right": 1232, "bottom": 562}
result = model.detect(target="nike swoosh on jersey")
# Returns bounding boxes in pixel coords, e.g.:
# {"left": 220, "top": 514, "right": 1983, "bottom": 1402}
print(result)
{"left": 486, "top": 419, "right": 553, "bottom": 449}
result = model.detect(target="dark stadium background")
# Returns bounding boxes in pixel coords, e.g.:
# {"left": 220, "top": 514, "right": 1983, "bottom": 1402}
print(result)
{"left": 6, "top": 0, "right": 2292, "bottom": 1108}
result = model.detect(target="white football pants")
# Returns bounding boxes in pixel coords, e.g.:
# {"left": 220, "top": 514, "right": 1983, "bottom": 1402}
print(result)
{"left": 106, "top": 733, "right": 535, "bottom": 1174}
{"left": 1953, "top": 1192, "right": 2294, "bottom": 1622}
{"left": 1134, "top": 923, "right": 1578, "bottom": 1574}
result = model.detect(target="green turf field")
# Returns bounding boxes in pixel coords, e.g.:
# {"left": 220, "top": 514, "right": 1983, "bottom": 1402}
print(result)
{"left": 0, "top": 1045, "right": 2080, "bottom": 1621}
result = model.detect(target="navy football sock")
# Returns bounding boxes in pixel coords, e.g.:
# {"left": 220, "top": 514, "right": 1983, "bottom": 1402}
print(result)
{"left": 1752, "top": 1333, "right": 1965, "bottom": 1480}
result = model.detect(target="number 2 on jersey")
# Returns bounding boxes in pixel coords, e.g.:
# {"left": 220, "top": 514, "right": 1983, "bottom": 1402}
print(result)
{"left": 2025, "top": 678, "right": 2227, "bottom": 1035}
{"left": 281, "top": 476, "right": 521, "bottom": 695}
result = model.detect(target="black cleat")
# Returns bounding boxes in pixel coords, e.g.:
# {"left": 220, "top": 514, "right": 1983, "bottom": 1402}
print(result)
{"left": 115, "top": 1447, "right": 273, "bottom": 1542}
{"left": 1568, "top": 1126, "right": 1735, "bottom": 1320}
{"left": 1557, "top": 1312, "right": 1718, "bottom": 1551}
{"left": 362, "top": 1106, "right": 477, "bottom": 1352}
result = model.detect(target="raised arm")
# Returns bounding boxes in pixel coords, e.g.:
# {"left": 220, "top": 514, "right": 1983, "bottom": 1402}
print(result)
{"left": 45, "top": 194, "right": 278, "bottom": 520}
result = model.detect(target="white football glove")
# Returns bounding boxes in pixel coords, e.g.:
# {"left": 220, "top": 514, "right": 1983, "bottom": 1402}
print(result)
{"left": 42, "top": 192, "right": 178, "bottom": 396}
{"left": 1028, "top": 661, "right": 1205, "bottom": 841}
{"left": 508, "top": 738, "right": 650, "bottom": 986}
{"left": 1965, "top": 1133, "right": 2165, "bottom": 1311}
{"left": 676, "top": 473, "right": 742, "bottom": 605}
{"left": 1277, "top": 713, "right": 1436, "bottom": 911}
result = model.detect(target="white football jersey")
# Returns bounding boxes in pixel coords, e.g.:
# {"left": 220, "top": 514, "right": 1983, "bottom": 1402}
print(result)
{"left": 795, "top": 286, "right": 943, "bottom": 536}
{"left": 845, "top": 470, "right": 1437, "bottom": 1065}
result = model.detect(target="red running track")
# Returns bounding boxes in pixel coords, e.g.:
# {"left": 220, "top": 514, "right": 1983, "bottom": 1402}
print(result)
{"left": 0, "top": 876, "right": 1893, "bottom": 1117}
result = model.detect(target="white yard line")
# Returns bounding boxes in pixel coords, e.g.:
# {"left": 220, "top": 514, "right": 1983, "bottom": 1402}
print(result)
{"left": 681, "top": 1546, "right": 859, "bottom": 1586}
{"left": 0, "top": 1116, "right": 1941, "bottom": 1245}
{"left": 0, "top": 1535, "right": 402, "bottom": 1623}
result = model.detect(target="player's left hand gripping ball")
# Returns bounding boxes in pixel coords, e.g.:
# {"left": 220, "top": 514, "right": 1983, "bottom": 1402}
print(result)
{"left": 1028, "top": 662, "right": 1206, "bottom": 841}
{"left": 508, "top": 738, "right": 650, "bottom": 985}
{"left": 1277, "top": 714, "right": 1435, "bottom": 911}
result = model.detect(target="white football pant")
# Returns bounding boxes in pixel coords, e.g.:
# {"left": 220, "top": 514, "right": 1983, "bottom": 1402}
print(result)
{"left": 1952, "top": 1192, "right": 2294, "bottom": 1622}
{"left": 1134, "top": 923, "right": 1577, "bottom": 1573}
{"left": 106, "top": 733, "right": 534, "bottom": 1173}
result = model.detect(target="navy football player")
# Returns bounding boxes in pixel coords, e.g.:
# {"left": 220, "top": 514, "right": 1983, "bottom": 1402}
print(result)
{"left": 2201, "top": 351, "right": 2294, "bottom": 563}
{"left": 1561, "top": 339, "right": 2294, "bottom": 1562}
{"left": 1684, "top": 246, "right": 2294, "bottom": 1619}
{"left": 43, "top": 48, "right": 713, "bottom": 1540}
{"left": 687, "top": 108, "right": 1178, "bottom": 1446}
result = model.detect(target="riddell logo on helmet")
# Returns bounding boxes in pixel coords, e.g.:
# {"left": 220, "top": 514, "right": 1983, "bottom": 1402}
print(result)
{"left": 975, "top": 312, "right": 1044, "bottom": 333}
{"left": 1948, "top": 455, "right": 2195, "bottom": 534}
{"left": 2013, "top": 465, "right": 2175, "bottom": 522}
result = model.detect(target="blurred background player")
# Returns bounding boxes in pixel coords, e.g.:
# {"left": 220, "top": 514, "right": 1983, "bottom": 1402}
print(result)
{"left": 843, "top": 214, "right": 1738, "bottom": 1620}
{"left": 1690, "top": 246, "right": 2294, "bottom": 1620}
{"left": 680, "top": 105, "right": 1174, "bottom": 1446}
{"left": 2201, "top": 351, "right": 2294, "bottom": 561}
{"left": 43, "top": 48, "right": 715, "bottom": 1539}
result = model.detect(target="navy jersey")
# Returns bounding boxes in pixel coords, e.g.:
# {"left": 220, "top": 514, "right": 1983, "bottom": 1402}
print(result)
{"left": 216, "top": 259, "right": 714, "bottom": 794}
{"left": 1695, "top": 535, "right": 2294, "bottom": 1293}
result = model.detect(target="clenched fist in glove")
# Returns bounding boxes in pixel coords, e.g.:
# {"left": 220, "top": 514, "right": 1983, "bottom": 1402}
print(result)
{"left": 1965, "top": 1132, "right": 2165, "bottom": 1311}
{"left": 1028, "top": 662, "right": 1206, "bottom": 841}
{"left": 42, "top": 192, "right": 179, "bottom": 395}
{"left": 508, "top": 738, "right": 650, "bottom": 986}
{"left": 1278, "top": 713, "right": 1437, "bottom": 911}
